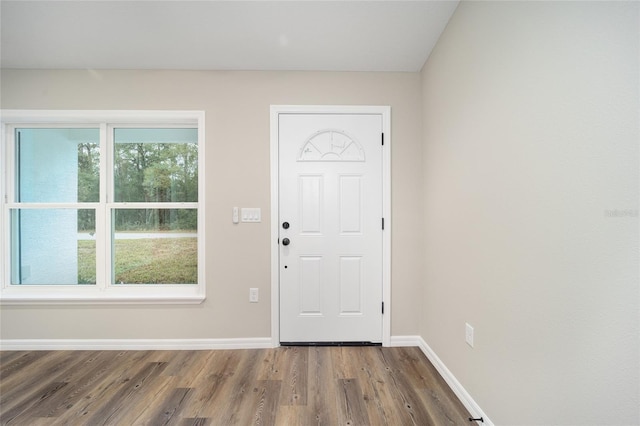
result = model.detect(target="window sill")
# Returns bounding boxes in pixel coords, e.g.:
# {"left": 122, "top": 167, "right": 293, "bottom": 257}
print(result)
{"left": 0, "top": 285, "right": 205, "bottom": 305}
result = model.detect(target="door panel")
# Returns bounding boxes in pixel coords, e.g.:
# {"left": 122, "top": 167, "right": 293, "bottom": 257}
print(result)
{"left": 339, "top": 255, "right": 363, "bottom": 314}
{"left": 300, "top": 175, "right": 323, "bottom": 234}
{"left": 299, "top": 256, "right": 322, "bottom": 315}
{"left": 279, "top": 113, "right": 383, "bottom": 343}
{"left": 339, "top": 175, "right": 362, "bottom": 233}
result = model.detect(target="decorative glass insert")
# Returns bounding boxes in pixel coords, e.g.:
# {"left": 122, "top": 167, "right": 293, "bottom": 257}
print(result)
{"left": 298, "top": 129, "right": 365, "bottom": 162}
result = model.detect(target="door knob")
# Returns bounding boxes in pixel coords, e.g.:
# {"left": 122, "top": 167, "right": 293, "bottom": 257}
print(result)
{"left": 282, "top": 238, "right": 290, "bottom": 246}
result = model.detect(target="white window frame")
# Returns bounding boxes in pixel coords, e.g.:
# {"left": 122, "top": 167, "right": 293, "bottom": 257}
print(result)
{"left": 0, "top": 110, "right": 206, "bottom": 305}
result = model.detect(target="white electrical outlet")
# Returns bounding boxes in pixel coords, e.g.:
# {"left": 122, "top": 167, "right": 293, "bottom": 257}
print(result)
{"left": 465, "top": 323, "right": 474, "bottom": 348}
{"left": 249, "top": 288, "right": 259, "bottom": 303}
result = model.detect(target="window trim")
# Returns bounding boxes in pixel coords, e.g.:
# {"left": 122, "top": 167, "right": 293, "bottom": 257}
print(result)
{"left": 0, "top": 110, "right": 206, "bottom": 305}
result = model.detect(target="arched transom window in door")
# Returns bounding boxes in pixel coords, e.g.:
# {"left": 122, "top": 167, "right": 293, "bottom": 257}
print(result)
{"left": 298, "top": 129, "right": 365, "bottom": 162}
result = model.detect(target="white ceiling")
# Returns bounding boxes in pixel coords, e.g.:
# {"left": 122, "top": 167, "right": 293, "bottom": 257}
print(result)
{"left": 0, "top": 1, "right": 459, "bottom": 72}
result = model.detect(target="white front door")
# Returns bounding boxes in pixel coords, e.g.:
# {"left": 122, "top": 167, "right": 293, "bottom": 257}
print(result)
{"left": 278, "top": 112, "right": 384, "bottom": 343}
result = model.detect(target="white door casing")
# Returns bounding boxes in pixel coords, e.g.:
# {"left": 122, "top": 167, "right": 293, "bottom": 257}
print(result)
{"left": 270, "top": 106, "right": 391, "bottom": 345}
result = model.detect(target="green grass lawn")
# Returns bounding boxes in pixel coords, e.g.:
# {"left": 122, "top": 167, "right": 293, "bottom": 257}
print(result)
{"left": 78, "top": 238, "right": 197, "bottom": 284}
{"left": 78, "top": 240, "right": 97, "bottom": 284}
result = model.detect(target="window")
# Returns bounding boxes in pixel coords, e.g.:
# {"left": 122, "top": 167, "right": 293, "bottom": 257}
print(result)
{"left": 1, "top": 111, "right": 205, "bottom": 304}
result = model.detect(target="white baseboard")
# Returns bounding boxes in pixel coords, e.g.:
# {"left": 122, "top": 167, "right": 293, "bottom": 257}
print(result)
{"left": 0, "top": 337, "right": 274, "bottom": 351}
{"left": 389, "top": 335, "right": 421, "bottom": 347}
{"left": 390, "top": 335, "right": 493, "bottom": 426}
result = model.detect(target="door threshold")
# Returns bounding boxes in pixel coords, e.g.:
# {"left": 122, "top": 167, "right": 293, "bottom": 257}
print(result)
{"left": 280, "top": 341, "right": 382, "bottom": 347}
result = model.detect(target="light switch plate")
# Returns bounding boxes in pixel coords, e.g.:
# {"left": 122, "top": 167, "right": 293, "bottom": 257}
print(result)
{"left": 249, "top": 288, "right": 259, "bottom": 303}
{"left": 241, "top": 208, "right": 261, "bottom": 222}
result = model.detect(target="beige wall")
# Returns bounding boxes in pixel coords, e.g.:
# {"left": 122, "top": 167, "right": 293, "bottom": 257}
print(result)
{"left": 421, "top": 1, "right": 639, "bottom": 424}
{"left": 0, "top": 70, "right": 423, "bottom": 339}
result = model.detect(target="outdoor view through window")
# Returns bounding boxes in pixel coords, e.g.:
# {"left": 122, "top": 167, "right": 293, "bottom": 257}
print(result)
{"left": 11, "top": 127, "right": 198, "bottom": 285}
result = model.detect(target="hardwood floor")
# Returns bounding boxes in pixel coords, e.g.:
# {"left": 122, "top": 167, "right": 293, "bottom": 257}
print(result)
{"left": 0, "top": 346, "right": 470, "bottom": 425}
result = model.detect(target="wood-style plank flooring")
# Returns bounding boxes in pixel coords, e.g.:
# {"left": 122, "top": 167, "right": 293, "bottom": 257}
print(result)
{"left": 0, "top": 346, "right": 470, "bottom": 425}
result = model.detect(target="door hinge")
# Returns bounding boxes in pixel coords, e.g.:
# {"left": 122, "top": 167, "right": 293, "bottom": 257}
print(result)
{"left": 381, "top": 133, "right": 384, "bottom": 146}
{"left": 382, "top": 301, "right": 385, "bottom": 314}
{"left": 382, "top": 218, "right": 385, "bottom": 230}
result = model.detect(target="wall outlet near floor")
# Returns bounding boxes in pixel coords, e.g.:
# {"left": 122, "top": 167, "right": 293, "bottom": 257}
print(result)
{"left": 465, "top": 323, "right": 474, "bottom": 348}
{"left": 249, "top": 288, "right": 259, "bottom": 303}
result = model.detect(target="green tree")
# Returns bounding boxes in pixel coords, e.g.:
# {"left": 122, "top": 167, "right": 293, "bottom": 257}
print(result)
{"left": 112, "top": 141, "right": 198, "bottom": 230}
{"left": 77, "top": 142, "right": 99, "bottom": 231}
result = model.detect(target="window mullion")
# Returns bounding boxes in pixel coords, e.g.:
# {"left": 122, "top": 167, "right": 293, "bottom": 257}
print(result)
{"left": 1, "top": 125, "right": 11, "bottom": 289}
{"left": 5, "top": 125, "right": 16, "bottom": 204}
{"left": 96, "top": 123, "right": 109, "bottom": 290}
{"left": 108, "top": 202, "right": 199, "bottom": 209}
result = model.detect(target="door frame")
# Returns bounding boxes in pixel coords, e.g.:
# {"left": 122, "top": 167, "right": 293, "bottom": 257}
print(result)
{"left": 269, "top": 105, "right": 391, "bottom": 347}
